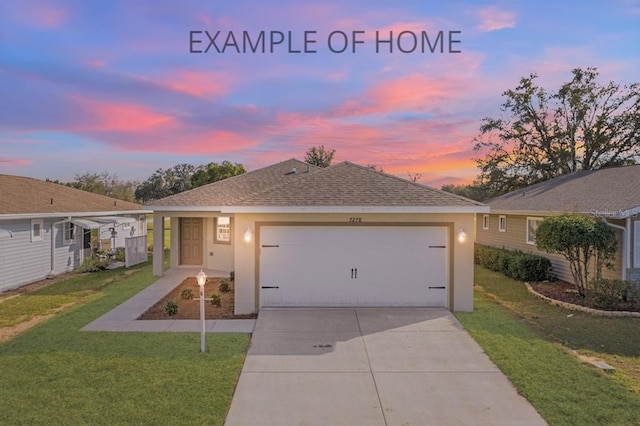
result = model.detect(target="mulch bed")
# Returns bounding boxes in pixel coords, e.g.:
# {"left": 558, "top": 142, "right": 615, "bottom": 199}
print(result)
{"left": 531, "top": 280, "right": 640, "bottom": 313}
{"left": 138, "top": 276, "right": 257, "bottom": 320}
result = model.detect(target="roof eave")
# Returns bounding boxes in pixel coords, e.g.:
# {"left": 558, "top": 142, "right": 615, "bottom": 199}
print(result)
{"left": 149, "top": 205, "right": 489, "bottom": 214}
{"left": 0, "top": 210, "right": 150, "bottom": 221}
{"left": 488, "top": 206, "right": 640, "bottom": 219}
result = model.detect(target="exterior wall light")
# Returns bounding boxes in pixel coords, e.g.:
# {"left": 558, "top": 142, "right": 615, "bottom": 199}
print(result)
{"left": 244, "top": 227, "right": 253, "bottom": 243}
{"left": 196, "top": 270, "right": 207, "bottom": 352}
{"left": 457, "top": 229, "right": 467, "bottom": 243}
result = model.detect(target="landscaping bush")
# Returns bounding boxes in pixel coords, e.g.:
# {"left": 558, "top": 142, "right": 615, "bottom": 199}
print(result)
{"left": 114, "top": 247, "right": 126, "bottom": 262}
{"left": 218, "top": 279, "right": 230, "bottom": 293}
{"left": 475, "top": 245, "right": 552, "bottom": 282}
{"left": 210, "top": 294, "right": 221, "bottom": 307}
{"left": 78, "top": 256, "right": 110, "bottom": 273}
{"left": 589, "top": 278, "right": 639, "bottom": 310}
{"left": 180, "top": 288, "right": 193, "bottom": 300}
{"left": 164, "top": 300, "right": 179, "bottom": 316}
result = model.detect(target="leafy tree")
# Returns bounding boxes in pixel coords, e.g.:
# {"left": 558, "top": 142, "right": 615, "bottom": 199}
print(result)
{"left": 535, "top": 214, "right": 617, "bottom": 297}
{"left": 474, "top": 67, "right": 639, "bottom": 196}
{"left": 304, "top": 145, "right": 335, "bottom": 168}
{"left": 191, "top": 161, "right": 246, "bottom": 188}
{"left": 135, "top": 164, "right": 197, "bottom": 203}
{"left": 62, "top": 172, "right": 137, "bottom": 202}
{"left": 440, "top": 183, "right": 489, "bottom": 202}
{"left": 135, "top": 161, "right": 246, "bottom": 203}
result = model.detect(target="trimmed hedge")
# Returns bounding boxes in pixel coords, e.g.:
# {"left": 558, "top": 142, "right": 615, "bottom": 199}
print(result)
{"left": 475, "top": 244, "right": 553, "bottom": 282}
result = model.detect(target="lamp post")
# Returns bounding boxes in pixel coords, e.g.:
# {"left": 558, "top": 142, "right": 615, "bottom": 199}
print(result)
{"left": 196, "top": 270, "right": 207, "bottom": 353}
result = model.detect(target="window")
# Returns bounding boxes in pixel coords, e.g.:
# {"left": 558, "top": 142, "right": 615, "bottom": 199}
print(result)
{"left": 64, "top": 222, "right": 75, "bottom": 243}
{"left": 526, "top": 217, "right": 544, "bottom": 245}
{"left": 31, "top": 219, "right": 43, "bottom": 242}
{"left": 482, "top": 214, "right": 489, "bottom": 230}
{"left": 498, "top": 215, "right": 507, "bottom": 232}
{"left": 215, "top": 217, "right": 231, "bottom": 243}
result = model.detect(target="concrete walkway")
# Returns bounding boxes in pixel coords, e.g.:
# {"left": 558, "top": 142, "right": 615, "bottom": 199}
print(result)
{"left": 225, "top": 308, "right": 546, "bottom": 426}
{"left": 82, "top": 267, "right": 256, "bottom": 333}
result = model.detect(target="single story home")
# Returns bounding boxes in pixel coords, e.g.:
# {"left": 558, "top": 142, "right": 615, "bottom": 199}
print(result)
{"left": 148, "top": 159, "right": 488, "bottom": 314}
{"left": 0, "top": 174, "right": 149, "bottom": 292}
{"left": 477, "top": 165, "right": 640, "bottom": 284}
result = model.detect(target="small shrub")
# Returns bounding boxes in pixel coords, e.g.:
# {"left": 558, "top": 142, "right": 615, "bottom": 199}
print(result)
{"left": 210, "top": 294, "right": 221, "bottom": 307}
{"left": 229, "top": 271, "right": 235, "bottom": 281}
{"left": 589, "top": 278, "right": 638, "bottom": 310}
{"left": 114, "top": 247, "right": 126, "bottom": 262}
{"left": 181, "top": 288, "right": 194, "bottom": 300}
{"left": 474, "top": 245, "right": 552, "bottom": 282}
{"left": 218, "top": 279, "right": 230, "bottom": 293}
{"left": 78, "top": 256, "right": 110, "bottom": 273}
{"left": 164, "top": 300, "right": 179, "bottom": 316}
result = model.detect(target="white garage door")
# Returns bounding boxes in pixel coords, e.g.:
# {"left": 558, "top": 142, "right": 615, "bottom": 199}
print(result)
{"left": 259, "top": 226, "right": 449, "bottom": 307}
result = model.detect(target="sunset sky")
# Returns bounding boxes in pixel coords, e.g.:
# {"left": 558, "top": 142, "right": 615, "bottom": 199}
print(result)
{"left": 1, "top": 1, "right": 638, "bottom": 187}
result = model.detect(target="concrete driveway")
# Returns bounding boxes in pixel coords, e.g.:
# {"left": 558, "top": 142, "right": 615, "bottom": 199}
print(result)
{"left": 225, "top": 308, "right": 546, "bottom": 425}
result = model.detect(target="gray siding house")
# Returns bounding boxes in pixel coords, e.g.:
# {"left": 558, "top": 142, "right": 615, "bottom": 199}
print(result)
{"left": 477, "top": 165, "right": 640, "bottom": 284}
{"left": 0, "top": 175, "right": 148, "bottom": 292}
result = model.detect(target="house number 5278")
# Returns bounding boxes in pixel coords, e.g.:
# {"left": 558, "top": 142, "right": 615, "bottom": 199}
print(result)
{"left": 349, "top": 217, "right": 362, "bottom": 222}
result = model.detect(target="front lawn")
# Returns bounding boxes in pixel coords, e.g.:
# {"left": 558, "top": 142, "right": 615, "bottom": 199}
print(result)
{"left": 456, "top": 266, "right": 640, "bottom": 425}
{"left": 0, "top": 262, "right": 250, "bottom": 425}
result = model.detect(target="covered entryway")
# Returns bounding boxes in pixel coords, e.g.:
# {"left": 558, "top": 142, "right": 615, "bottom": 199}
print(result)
{"left": 180, "top": 218, "right": 203, "bottom": 265}
{"left": 259, "top": 225, "right": 449, "bottom": 308}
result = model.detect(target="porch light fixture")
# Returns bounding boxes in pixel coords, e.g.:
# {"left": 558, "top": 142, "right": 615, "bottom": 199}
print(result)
{"left": 457, "top": 229, "right": 467, "bottom": 243}
{"left": 196, "top": 270, "right": 207, "bottom": 352}
{"left": 243, "top": 227, "right": 253, "bottom": 243}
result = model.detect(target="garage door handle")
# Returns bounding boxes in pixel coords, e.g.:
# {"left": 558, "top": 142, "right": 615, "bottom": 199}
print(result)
{"left": 428, "top": 286, "right": 446, "bottom": 289}
{"left": 261, "top": 245, "right": 279, "bottom": 248}
{"left": 351, "top": 268, "right": 358, "bottom": 279}
{"left": 429, "top": 245, "right": 446, "bottom": 248}
{"left": 261, "top": 286, "right": 279, "bottom": 289}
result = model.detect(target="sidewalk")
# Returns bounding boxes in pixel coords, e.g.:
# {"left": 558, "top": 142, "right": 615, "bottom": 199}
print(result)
{"left": 81, "top": 267, "right": 256, "bottom": 333}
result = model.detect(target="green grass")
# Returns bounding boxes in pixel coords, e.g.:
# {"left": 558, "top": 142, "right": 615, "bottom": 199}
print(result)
{"left": 0, "top": 261, "right": 250, "bottom": 425}
{"left": 146, "top": 216, "right": 171, "bottom": 250}
{"left": 456, "top": 266, "right": 640, "bottom": 425}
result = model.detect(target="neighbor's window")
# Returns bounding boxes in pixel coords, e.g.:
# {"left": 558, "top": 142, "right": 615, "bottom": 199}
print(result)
{"left": 526, "top": 217, "right": 543, "bottom": 245}
{"left": 482, "top": 214, "right": 489, "bottom": 230}
{"left": 31, "top": 219, "right": 43, "bottom": 242}
{"left": 498, "top": 215, "right": 507, "bottom": 232}
{"left": 64, "top": 222, "right": 75, "bottom": 243}
{"left": 215, "top": 217, "right": 231, "bottom": 243}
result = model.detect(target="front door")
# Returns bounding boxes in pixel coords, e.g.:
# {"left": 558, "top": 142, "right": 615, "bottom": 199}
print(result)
{"left": 180, "top": 218, "right": 203, "bottom": 265}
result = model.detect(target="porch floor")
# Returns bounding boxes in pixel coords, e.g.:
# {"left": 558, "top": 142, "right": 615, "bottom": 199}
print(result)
{"left": 81, "top": 267, "right": 256, "bottom": 333}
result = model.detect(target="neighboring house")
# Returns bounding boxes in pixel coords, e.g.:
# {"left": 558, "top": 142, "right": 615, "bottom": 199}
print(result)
{"left": 148, "top": 159, "right": 488, "bottom": 314}
{"left": 0, "top": 175, "right": 149, "bottom": 292}
{"left": 477, "top": 165, "right": 640, "bottom": 284}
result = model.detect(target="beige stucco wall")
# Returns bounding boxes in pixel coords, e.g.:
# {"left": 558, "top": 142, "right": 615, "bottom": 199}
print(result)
{"left": 232, "top": 212, "right": 476, "bottom": 314}
{"left": 205, "top": 217, "right": 234, "bottom": 272}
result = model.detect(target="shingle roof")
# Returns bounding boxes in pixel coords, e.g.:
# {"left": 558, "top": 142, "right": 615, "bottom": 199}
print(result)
{"left": 148, "top": 159, "right": 321, "bottom": 207}
{"left": 0, "top": 175, "right": 145, "bottom": 215}
{"left": 149, "top": 159, "right": 483, "bottom": 209}
{"left": 488, "top": 165, "right": 640, "bottom": 218}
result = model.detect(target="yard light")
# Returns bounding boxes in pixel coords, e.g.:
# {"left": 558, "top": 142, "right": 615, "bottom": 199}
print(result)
{"left": 196, "top": 270, "right": 207, "bottom": 352}
{"left": 244, "top": 227, "right": 253, "bottom": 243}
{"left": 457, "top": 229, "right": 467, "bottom": 243}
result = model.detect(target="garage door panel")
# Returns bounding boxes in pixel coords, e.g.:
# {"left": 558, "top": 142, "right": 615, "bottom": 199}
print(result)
{"left": 259, "top": 226, "right": 449, "bottom": 308}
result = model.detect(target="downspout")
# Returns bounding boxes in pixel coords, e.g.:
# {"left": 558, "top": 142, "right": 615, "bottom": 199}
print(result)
{"left": 50, "top": 217, "right": 70, "bottom": 275}
{"left": 603, "top": 218, "right": 627, "bottom": 281}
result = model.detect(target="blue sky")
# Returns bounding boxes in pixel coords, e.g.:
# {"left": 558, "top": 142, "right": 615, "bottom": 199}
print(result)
{"left": 0, "top": 0, "right": 638, "bottom": 186}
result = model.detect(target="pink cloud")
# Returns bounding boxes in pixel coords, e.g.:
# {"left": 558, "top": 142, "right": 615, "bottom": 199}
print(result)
{"left": 0, "top": 158, "right": 32, "bottom": 166}
{"left": 476, "top": 7, "right": 516, "bottom": 32}
{"left": 28, "top": 5, "right": 68, "bottom": 29}
{"left": 73, "top": 97, "right": 177, "bottom": 132}
{"left": 161, "top": 70, "right": 231, "bottom": 98}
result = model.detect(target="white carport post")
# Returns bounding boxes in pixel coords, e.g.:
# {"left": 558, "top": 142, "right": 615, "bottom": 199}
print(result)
{"left": 152, "top": 213, "right": 164, "bottom": 277}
